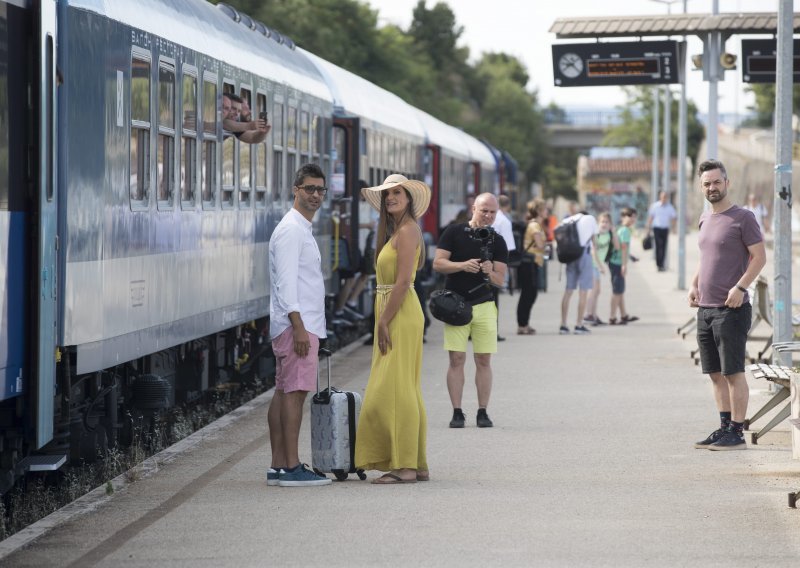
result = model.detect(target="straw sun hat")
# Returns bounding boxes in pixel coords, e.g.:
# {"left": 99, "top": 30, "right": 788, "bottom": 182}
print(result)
{"left": 362, "top": 174, "right": 431, "bottom": 219}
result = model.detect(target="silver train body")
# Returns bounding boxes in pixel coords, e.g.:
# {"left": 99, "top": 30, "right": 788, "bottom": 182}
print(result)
{"left": 0, "top": 0, "right": 510, "bottom": 492}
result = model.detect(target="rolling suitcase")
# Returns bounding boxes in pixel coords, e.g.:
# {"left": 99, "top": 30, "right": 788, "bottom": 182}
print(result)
{"left": 310, "top": 348, "right": 366, "bottom": 481}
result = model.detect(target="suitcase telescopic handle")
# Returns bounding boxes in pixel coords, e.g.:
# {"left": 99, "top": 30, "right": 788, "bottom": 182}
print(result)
{"left": 316, "top": 347, "right": 332, "bottom": 396}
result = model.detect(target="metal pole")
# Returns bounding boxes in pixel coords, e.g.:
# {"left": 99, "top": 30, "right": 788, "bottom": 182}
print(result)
{"left": 662, "top": 86, "right": 672, "bottom": 197}
{"left": 773, "top": 0, "right": 793, "bottom": 367}
{"left": 676, "top": 0, "right": 688, "bottom": 290}
{"left": 651, "top": 87, "right": 660, "bottom": 203}
{"left": 706, "top": 1, "right": 719, "bottom": 159}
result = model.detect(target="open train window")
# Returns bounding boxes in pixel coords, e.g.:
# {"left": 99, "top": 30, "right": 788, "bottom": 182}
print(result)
{"left": 221, "top": 134, "right": 235, "bottom": 208}
{"left": 201, "top": 74, "right": 217, "bottom": 208}
{"left": 254, "top": 92, "right": 268, "bottom": 207}
{"left": 130, "top": 53, "right": 151, "bottom": 209}
{"left": 311, "top": 115, "right": 319, "bottom": 158}
{"left": 181, "top": 69, "right": 198, "bottom": 208}
{"left": 239, "top": 87, "right": 253, "bottom": 208}
{"left": 157, "top": 60, "right": 176, "bottom": 209}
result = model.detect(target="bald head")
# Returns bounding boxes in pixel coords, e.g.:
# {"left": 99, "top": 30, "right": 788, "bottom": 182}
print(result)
{"left": 471, "top": 193, "right": 498, "bottom": 228}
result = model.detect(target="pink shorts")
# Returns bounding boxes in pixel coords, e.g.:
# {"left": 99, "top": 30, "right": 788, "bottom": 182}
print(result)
{"left": 272, "top": 327, "right": 320, "bottom": 393}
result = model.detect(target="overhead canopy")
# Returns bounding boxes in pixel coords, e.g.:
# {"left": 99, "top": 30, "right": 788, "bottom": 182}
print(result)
{"left": 550, "top": 12, "right": 800, "bottom": 39}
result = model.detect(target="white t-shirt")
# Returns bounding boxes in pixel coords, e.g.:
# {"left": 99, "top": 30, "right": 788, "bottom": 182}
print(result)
{"left": 492, "top": 210, "right": 516, "bottom": 251}
{"left": 564, "top": 213, "right": 598, "bottom": 247}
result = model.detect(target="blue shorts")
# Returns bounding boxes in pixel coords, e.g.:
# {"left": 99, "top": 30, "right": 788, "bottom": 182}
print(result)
{"left": 565, "top": 250, "right": 593, "bottom": 291}
{"left": 696, "top": 304, "right": 752, "bottom": 376}
{"left": 609, "top": 263, "right": 625, "bottom": 295}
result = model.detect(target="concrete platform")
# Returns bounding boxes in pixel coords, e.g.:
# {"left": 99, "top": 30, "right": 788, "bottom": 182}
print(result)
{"left": 2, "top": 232, "right": 800, "bottom": 567}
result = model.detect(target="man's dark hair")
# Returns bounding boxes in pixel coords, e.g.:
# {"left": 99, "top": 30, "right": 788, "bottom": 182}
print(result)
{"left": 621, "top": 207, "right": 637, "bottom": 217}
{"left": 697, "top": 159, "right": 727, "bottom": 179}
{"left": 227, "top": 93, "right": 243, "bottom": 103}
{"left": 293, "top": 163, "right": 326, "bottom": 188}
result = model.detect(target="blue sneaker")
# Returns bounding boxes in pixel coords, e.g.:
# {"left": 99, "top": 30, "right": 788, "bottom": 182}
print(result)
{"left": 278, "top": 464, "right": 332, "bottom": 486}
{"left": 266, "top": 467, "right": 283, "bottom": 486}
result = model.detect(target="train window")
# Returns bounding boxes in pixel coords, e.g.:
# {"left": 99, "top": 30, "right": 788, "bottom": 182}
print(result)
{"left": 311, "top": 115, "right": 319, "bottom": 156}
{"left": 287, "top": 154, "right": 296, "bottom": 188}
{"left": 202, "top": 140, "right": 216, "bottom": 204}
{"left": 201, "top": 75, "right": 217, "bottom": 208}
{"left": 221, "top": 135, "right": 234, "bottom": 207}
{"left": 287, "top": 105, "right": 297, "bottom": 149}
{"left": 254, "top": 92, "right": 267, "bottom": 207}
{"left": 300, "top": 110, "right": 309, "bottom": 154}
{"left": 272, "top": 150, "right": 283, "bottom": 202}
{"left": 239, "top": 87, "right": 251, "bottom": 112}
{"left": 240, "top": 140, "right": 251, "bottom": 208}
{"left": 361, "top": 128, "right": 367, "bottom": 156}
{"left": 272, "top": 101, "right": 284, "bottom": 147}
{"left": 130, "top": 55, "right": 151, "bottom": 205}
{"left": 202, "top": 80, "right": 216, "bottom": 135}
{"left": 157, "top": 61, "right": 176, "bottom": 207}
{"left": 181, "top": 71, "right": 198, "bottom": 206}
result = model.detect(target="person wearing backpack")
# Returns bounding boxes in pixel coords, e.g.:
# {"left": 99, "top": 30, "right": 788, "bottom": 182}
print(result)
{"left": 558, "top": 211, "right": 602, "bottom": 335}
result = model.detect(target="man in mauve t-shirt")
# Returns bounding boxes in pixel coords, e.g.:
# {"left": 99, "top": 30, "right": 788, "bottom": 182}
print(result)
{"left": 689, "top": 159, "right": 766, "bottom": 451}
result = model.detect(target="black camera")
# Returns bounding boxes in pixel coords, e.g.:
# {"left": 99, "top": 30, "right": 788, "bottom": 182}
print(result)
{"left": 464, "top": 225, "right": 495, "bottom": 262}
{"left": 464, "top": 225, "right": 496, "bottom": 288}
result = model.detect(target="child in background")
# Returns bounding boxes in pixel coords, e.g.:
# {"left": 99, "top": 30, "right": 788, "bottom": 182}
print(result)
{"left": 608, "top": 208, "right": 640, "bottom": 325}
{"left": 584, "top": 212, "right": 617, "bottom": 326}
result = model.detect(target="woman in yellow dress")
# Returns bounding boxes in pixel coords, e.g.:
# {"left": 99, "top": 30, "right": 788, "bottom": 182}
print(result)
{"left": 355, "top": 174, "right": 431, "bottom": 484}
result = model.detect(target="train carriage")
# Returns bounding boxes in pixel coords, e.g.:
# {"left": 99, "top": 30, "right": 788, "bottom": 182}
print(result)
{"left": 0, "top": 0, "right": 516, "bottom": 494}
{"left": 2, "top": 0, "right": 336, "bottom": 491}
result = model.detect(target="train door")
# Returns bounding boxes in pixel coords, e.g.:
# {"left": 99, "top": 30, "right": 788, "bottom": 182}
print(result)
{"left": 422, "top": 144, "right": 440, "bottom": 238}
{"left": 33, "top": 0, "right": 58, "bottom": 448}
{"left": 331, "top": 117, "right": 360, "bottom": 274}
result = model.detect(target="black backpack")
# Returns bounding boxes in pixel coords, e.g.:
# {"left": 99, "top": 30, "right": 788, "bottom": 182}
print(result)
{"left": 554, "top": 218, "right": 584, "bottom": 264}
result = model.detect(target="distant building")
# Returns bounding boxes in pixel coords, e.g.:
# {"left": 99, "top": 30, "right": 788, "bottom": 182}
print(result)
{"left": 576, "top": 151, "right": 681, "bottom": 226}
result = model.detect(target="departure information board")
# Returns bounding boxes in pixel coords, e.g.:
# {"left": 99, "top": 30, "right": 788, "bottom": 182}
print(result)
{"left": 742, "top": 39, "right": 800, "bottom": 83}
{"left": 552, "top": 40, "right": 684, "bottom": 87}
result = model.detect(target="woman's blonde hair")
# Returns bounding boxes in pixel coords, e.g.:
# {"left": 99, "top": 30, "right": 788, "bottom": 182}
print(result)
{"left": 375, "top": 187, "right": 425, "bottom": 270}
{"left": 526, "top": 198, "right": 545, "bottom": 221}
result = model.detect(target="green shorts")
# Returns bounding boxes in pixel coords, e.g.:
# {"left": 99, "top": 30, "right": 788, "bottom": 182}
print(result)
{"left": 443, "top": 300, "right": 498, "bottom": 354}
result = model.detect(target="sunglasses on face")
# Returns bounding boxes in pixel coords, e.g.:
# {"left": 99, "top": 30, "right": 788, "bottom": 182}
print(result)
{"left": 296, "top": 185, "right": 328, "bottom": 196}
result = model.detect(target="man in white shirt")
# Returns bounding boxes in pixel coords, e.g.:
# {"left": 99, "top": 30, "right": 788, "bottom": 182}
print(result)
{"left": 267, "top": 164, "right": 331, "bottom": 487}
{"left": 646, "top": 191, "right": 677, "bottom": 272}
{"left": 559, "top": 212, "right": 601, "bottom": 335}
{"left": 491, "top": 195, "right": 516, "bottom": 340}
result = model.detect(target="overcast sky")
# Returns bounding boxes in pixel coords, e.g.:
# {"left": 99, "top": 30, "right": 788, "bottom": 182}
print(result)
{"left": 366, "top": 0, "right": 792, "bottom": 116}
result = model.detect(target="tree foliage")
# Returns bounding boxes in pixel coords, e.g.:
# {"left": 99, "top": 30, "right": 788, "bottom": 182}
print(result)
{"left": 744, "top": 83, "right": 800, "bottom": 127}
{"left": 603, "top": 86, "right": 705, "bottom": 167}
{"left": 211, "top": 0, "right": 563, "bottom": 195}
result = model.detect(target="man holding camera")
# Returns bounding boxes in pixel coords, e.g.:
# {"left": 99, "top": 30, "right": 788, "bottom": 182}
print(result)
{"left": 433, "top": 193, "right": 509, "bottom": 428}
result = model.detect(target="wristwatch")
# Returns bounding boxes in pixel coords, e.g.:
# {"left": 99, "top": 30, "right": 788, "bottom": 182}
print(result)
{"left": 736, "top": 285, "right": 747, "bottom": 293}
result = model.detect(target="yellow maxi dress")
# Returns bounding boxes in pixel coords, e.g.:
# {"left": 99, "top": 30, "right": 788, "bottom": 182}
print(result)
{"left": 354, "top": 243, "right": 428, "bottom": 472}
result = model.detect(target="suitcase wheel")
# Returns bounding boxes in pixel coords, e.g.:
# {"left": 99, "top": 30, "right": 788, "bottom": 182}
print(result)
{"left": 333, "top": 470, "right": 348, "bottom": 481}
{"left": 357, "top": 470, "right": 367, "bottom": 481}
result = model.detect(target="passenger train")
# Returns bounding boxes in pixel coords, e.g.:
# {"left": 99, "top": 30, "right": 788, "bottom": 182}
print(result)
{"left": 0, "top": 0, "right": 517, "bottom": 492}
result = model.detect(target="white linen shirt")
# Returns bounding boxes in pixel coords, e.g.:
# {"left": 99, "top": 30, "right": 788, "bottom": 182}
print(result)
{"left": 269, "top": 208, "right": 327, "bottom": 340}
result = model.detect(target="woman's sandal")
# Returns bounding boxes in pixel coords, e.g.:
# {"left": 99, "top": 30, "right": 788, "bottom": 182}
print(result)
{"left": 517, "top": 327, "right": 536, "bottom": 335}
{"left": 416, "top": 470, "right": 430, "bottom": 482}
{"left": 372, "top": 473, "right": 417, "bottom": 484}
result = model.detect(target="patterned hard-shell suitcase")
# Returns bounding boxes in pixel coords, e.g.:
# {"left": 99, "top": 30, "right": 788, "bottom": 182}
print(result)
{"left": 310, "top": 348, "right": 366, "bottom": 481}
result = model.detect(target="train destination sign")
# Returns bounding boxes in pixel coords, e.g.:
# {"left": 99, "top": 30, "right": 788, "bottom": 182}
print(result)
{"left": 552, "top": 40, "right": 684, "bottom": 87}
{"left": 741, "top": 39, "right": 800, "bottom": 83}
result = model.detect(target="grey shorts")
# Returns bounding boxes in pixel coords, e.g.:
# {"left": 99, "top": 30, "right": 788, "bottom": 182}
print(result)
{"left": 565, "top": 250, "right": 593, "bottom": 291}
{"left": 696, "top": 304, "right": 752, "bottom": 376}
